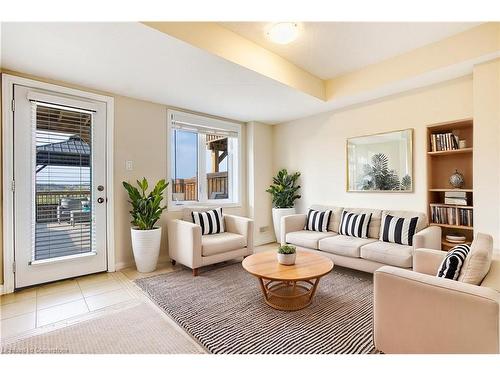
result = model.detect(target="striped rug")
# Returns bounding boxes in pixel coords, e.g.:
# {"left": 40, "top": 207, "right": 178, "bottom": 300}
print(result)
{"left": 135, "top": 262, "right": 376, "bottom": 354}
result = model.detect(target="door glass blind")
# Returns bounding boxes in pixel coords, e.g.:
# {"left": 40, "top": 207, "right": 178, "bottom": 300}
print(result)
{"left": 32, "top": 102, "right": 94, "bottom": 261}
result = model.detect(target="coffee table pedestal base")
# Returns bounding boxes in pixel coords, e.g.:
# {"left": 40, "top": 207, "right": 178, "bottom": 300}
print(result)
{"left": 257, "top": 278, "right": 321, "bottom": 311}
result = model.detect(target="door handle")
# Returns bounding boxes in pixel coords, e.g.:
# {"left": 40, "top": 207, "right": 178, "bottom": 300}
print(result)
{"left": 97, "top": 197, "right": 105, "bottom": 204}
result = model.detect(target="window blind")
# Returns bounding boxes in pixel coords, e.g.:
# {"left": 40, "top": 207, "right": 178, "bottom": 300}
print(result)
{"left": 170, "top": 112, "right": 239, "bottom": 138}
{"left": 32, "top": 102, "right": 95, "bottom": 261}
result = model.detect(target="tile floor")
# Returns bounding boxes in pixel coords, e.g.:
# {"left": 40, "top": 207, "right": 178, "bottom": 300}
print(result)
{"left": 0, "top": 262, "right": 178, "bottom": 341}
{"left": 0, "top": 243, "right": 278, "bottom": 343}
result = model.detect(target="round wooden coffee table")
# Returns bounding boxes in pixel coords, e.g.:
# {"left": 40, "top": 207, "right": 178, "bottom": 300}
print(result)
{"left": 242, "top": 250, "right": 334, "bottom": 311}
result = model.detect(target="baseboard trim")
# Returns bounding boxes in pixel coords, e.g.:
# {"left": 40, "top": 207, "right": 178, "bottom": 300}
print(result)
{"left": 114, "top": 255, "right": 171, "bottom": 271}
{"left": 255, "top": 232, "right": 276, "bottom": 246}
{"left": 0, "top": 284, "right": 5, "bottom": 295}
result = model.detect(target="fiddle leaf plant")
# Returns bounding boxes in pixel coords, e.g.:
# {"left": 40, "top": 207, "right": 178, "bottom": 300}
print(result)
{"left": 266, "top": 168, "right": 301, "bottom": 208}
{"left": 122, "top": 178, "right": 169, "bottom": 230}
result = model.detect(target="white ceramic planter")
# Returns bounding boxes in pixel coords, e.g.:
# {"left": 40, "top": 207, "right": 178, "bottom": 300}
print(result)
{"left": 277, "top": 252, "right": 296, "bottom": 265}
{"left": 131, "top": 227, "right": 161, "bottom": 273}
{"left": 272, "top": 207, "right": 296, "bottom": 242}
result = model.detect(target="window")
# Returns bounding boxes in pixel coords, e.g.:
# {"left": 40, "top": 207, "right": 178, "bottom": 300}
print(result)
{"left": 168, "top": 110, "right": 241, "bottom": 208}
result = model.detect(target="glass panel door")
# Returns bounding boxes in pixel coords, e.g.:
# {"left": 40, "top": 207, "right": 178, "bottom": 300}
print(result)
{"left": 14, "top": 85, "right": 108, "bottom": 288}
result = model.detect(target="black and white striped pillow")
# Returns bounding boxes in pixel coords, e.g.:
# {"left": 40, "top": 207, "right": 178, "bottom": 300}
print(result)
{"left": 437, "top": 244, "right": 471, "bottom": 280}
{"left": 192, "top": 208, "right": 225, "bottom": 235}
{"left": 338, "top": 210, "right": 372, "bottom": 238}
{"left": 380, "top": 214, "right": 419, "bottom": 246}
{"left": 304, "top": 209, "right": 332, "bottom": 232}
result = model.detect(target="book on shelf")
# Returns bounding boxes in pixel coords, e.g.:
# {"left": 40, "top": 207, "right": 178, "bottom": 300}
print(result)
{"left": 445, "top": 198, "right": 468, "bottom": 205}
{"left": 430, "top": 205, "right": 473, "bottom": 227}
{"left": 445, "top": 191, "right": 467, "bottom": 199}
{"left": 430, "top": 132, "right": 460, "bottom": 152}
{"left": 444, "top": 191, "right": 468, "bottom": 206}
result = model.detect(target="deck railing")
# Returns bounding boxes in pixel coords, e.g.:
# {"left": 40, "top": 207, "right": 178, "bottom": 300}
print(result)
{"left": 36, "top": 190, "right": 90, "bottom": 222}
{"left": 172, "top": 172, "right": 228, "bottom": 202}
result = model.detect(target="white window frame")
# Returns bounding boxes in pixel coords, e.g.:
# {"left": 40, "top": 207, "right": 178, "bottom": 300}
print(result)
{"left": 167, "top": 109, "right": 242, "bottom": 211}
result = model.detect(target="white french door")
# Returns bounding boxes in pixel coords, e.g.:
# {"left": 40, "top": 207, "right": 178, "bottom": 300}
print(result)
{"left": 13, "top": 85, "right": 108, "bottom": 288}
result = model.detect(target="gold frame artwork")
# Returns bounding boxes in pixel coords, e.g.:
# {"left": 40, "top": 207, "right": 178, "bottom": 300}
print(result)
{"left": 346, "top": 128, "right": 414, "bottom": 193}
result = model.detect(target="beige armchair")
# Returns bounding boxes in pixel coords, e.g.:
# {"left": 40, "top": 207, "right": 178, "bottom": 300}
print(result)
{"left": 374, "top": 233, "right": 500, "bottom": 353}
{"left": 167, "top": 207, "right": 254, "bottom": 276}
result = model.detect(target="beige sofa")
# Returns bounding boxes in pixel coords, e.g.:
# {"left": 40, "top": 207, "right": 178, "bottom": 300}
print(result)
{"left": 374, "top": 233, "right": 500, "bottom": 353}
{"left": 168, "top": 207, "right": 254, "bottom": 276}
{"left": 281, "top": 205, "right": 441, "bottom": 273}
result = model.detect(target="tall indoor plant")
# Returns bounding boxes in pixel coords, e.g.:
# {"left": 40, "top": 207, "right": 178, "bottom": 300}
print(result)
{"left": 266, "top": 169, "right": 301, "bottom": 242}
{"left": 123, "top": 178, "right": 168, "bottom": 272}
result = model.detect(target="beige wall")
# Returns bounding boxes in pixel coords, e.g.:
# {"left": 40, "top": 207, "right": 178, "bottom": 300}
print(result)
{"left": 473, "top": 60, "right": 500, "bottom": 247}
{"left": 114, "top": 97, "right": 247, "bottom": 268}
{"left": 246, "top": 122, "right": 275, "bottom": 245}
{"left": 273, "top": 77, "right": 474, "bottom": 229}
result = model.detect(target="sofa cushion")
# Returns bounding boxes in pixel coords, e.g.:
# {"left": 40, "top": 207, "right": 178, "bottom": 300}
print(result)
{"left": 201, "top": 232, "right": 246, "bottom": 257}
{"left": 304, "top": 208, "right": 332, "bottom": 232}
{"left": 310, "top": 205, "right": 343, "bottom": 232}
{"left": 182, "top": 206, "right": 219, "bottom": 223}
{"left": 459, "top": 233, "right": 493, "bottom": 285}
{"left": 343, "top": 207, "right": 382, "bottom": 239}
{"left": 379, "top": 213, "right": 419, "bottom": 246}
{"left": 436, "top": 244, "right": 471, "bottom": 280}
{"left": 338, "top": 210, "right": 372, "bottom": 238}
{"left": 192, "top": 207, "right": 225, "bottom": 235}
{"left": 360, "top": 241, "right": 413, "bottom": 268}
{"left": 286, "top": 230, "right": 336, "bottom": 250}
{"left": 381, "top": 209, "right": 428, "bottom": 233}
{"left": 319, "top": 235, "right": 377, "bottom": 258}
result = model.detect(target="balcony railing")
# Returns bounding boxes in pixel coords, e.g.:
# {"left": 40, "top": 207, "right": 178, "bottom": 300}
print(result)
{"left": 172, "top": 171, "right": 228, "bottom": 202}
{"left": 36, "top": 190, "right": 91, "bottom": 223}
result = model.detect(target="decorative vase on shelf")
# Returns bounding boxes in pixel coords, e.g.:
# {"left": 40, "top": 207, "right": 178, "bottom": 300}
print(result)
{"left": 449, "top": 169, "right": 465, "bottom": 189}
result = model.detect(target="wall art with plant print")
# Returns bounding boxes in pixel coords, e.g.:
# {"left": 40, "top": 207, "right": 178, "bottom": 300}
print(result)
{"left": 347, "top": 129, "right": 413, "bottom": 192}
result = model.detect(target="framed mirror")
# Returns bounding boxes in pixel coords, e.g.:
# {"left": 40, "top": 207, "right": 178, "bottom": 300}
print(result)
{"left": 347, "top": 129, "right": 413, "bottom": 192}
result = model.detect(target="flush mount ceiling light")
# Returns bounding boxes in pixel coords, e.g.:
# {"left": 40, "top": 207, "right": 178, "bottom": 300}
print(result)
{"left": 267, "top": 23, "right": 299, "bottom": 45}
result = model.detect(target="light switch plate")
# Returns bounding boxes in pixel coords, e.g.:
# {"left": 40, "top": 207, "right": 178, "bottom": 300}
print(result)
{"left": 126, "top": 160, "right": 133, "bottom": 171}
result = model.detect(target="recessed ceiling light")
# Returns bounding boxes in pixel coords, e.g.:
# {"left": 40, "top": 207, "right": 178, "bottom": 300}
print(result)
{"left": 267, "top": 23, "right": 299, "bottom": 45}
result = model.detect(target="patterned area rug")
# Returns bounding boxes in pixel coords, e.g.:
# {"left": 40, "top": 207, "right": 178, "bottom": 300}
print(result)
{"left": 135, "top": 262, "right": 376, "bottom": 354}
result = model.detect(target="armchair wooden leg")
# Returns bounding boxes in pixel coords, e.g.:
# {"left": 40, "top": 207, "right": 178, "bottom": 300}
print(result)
{"left": 192, "top": 268, "right": 199, "bottom": 277}
{"left": 171, "top": 260, "right": 176, "bottom": 266}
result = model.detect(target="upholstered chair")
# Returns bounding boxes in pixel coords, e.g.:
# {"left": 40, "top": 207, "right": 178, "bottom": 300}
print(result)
{"left": 374, "top": 233, "right": 500, "bottom": 353}
{"left": 167, "top": 207, "right": 254, "bottom": 276}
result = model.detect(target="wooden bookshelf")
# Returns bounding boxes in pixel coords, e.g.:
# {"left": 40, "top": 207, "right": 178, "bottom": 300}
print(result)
{"left": 427, "top": 118, "right": 473, "bottom": 251}
{"left": 427, "top": 148, "right": 473, "bottom": 156}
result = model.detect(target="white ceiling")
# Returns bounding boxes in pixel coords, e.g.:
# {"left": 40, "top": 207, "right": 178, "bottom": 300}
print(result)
{"left": 0, "top": 22, "right": 482, "bottom": 124}
{"left": 221, "top": 22, "right": 481, "bottom": 79}
{"left": 1, "top": 22, "right": 326, "bottom": 123}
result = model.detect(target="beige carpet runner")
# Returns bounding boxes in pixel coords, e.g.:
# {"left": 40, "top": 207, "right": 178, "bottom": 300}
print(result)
{"left": 1, "top": 302, "right": 204, "bottom": 354}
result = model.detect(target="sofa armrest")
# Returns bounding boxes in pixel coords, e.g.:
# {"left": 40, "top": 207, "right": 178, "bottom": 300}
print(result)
{"left": 413, "top": 248, "right": 447, "bottom": 275}
{"left": 413, "top": 225, "right": 441, "bottom": 250}
{"left": 374, "top": 266, "right": 500, "bottom": 353}
{"left": 280, "top": 214, "right": 307, "bottom": 245}
{"left": 167, "top": 219, "right": 202, "bottom": 268}
{"left": 224, "top": 214, "right": 254, "bottom": 251}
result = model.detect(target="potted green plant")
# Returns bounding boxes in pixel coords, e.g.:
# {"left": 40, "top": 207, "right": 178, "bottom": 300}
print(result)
{"left": 122, "top": 178, "right": 168, "bottom": 273}
{"left": 277, "top": 244, "right": 297, "bottom": 265}
{"left": 266, "top": 169, "right": 301, "bottom": 242}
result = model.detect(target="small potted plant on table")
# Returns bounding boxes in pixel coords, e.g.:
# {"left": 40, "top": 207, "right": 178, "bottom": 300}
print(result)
{"left": 277, "top": 244, "right": 297, "bottom": 266}
{"left": 123, "top": 178, "right": 168, "bottom": 273}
